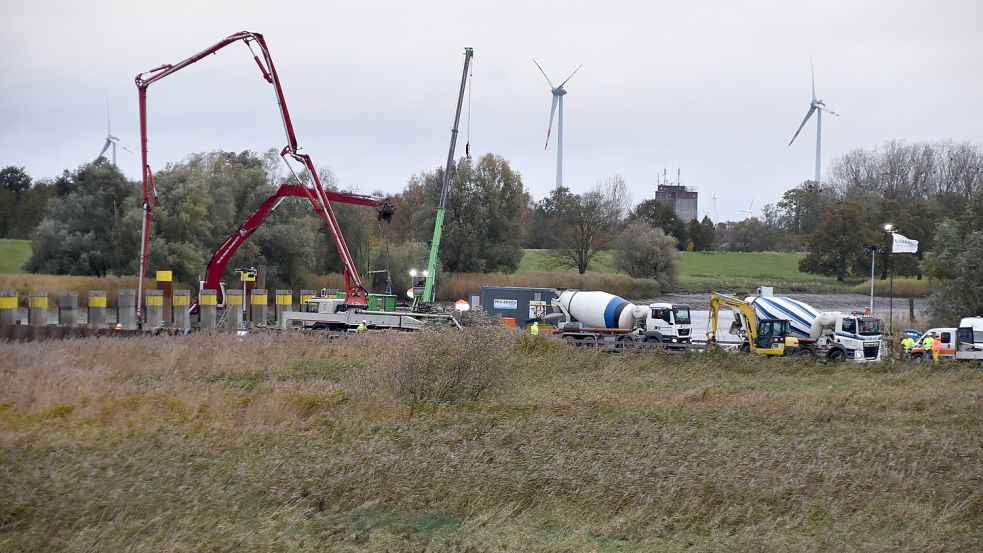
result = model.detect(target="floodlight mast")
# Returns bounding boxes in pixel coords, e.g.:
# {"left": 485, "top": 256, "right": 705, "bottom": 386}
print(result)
{"left": 135, "top": 31, "right": 368, "bottom": 325}
{"left": 414, "top": 47, "right": 473, "bottom": 309}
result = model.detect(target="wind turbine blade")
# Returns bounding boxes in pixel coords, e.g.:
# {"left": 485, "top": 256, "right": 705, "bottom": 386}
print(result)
{"left": 532, "top": 58, "right": 556, "bottom": 89}
{"left": 810, "top": 55, "right": 816, "bottom": 102}
{"left": 818, "top": 105, "right": 839, "bottom": 117}
{"left": 545, "top": 94, "right": 558, "bottom": 150}
{"left": 558, "top": 64, "right": 583, "bottom": 88}
{"left": 96, "top": 139, "right": 111, "bottom": 160}
{"left": 788, "top": 106, "right": 817, "bottom": 145}
{"left": 118, "top": 143, "right": 133, "bottom": 154}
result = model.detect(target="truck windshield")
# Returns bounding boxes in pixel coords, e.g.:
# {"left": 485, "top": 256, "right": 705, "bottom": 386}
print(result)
{"left": 673, "top": 306, "right": 691, "bottom": 325}
{"left": 858, "top": 318, "right": 881, "bottom": 336}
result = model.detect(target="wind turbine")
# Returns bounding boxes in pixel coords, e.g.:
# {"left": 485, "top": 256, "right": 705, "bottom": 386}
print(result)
{"left": 533, "top": 58, "right": 582, "bottom": 190}
{"left": 741, "top": 197, "right": 755, "bottom": 219}
{"left": 788, "top": 58, "right": 839, "bottom": 186}
{"left": 95, "top": 99, "right": 131, "bottom": 166}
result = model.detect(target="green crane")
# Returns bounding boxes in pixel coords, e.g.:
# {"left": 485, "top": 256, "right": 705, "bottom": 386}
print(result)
{"left": 413, "top": 47, "right": 473, "bottom": 309}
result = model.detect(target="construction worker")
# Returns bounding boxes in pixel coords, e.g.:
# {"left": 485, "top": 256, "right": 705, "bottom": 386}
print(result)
{"left": 901, "top": 334, "right": 915, "bottom": 360}
{"left": 530, "top": 321, "right": 540, "bottom": 336}
{"left": 921, "top": 332, "right": 935, "bottom": 362}
{"left": 356, "top": 320, "right": 367, "bottom": 333}
{"left": 931, "top": 332, "right": 942, "bottom": 364}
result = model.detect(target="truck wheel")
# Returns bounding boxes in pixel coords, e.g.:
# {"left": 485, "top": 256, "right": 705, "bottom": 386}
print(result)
{"left": 796, "top": 348, "right": 816, "bottom": 359}
{"left": 644, "top": 332, "right": 664, "bottom": 344}
{"left": 828, "top": 348, "right": 847, "bottom": 362}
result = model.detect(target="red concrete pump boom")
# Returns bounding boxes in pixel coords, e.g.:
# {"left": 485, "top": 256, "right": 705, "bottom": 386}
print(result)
{"left": 135, "top": 31, "right": 372, "bottom": 323}
{"left": 196, "top": 184, "right": 393, "bottom": 310}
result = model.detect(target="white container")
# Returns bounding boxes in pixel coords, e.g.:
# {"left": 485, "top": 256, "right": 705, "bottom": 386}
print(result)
{"left": 557, "top": 290, "right": 645, "bottom": 329}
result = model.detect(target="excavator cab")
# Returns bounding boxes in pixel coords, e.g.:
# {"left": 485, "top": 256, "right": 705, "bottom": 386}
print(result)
{"left": 752, "top": 318, "right": 798, "bottom": 355}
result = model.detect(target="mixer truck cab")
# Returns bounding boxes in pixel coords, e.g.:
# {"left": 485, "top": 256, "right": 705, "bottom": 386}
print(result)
{"left": 645, "top": 303, "right": 692, "bottom": 343}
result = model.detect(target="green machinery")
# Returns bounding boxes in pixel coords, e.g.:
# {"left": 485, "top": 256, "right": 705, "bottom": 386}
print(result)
{"left": 412, "top": 47, "right": 474, "bottom": 310}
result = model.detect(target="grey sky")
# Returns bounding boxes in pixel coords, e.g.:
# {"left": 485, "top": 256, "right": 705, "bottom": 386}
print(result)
{"left": 2, "top": 0, "right": 981, "bottom": 222}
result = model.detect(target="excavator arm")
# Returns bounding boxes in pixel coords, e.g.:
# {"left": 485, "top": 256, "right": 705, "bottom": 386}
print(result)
{"left": 135, "top": 31, "right": 372, "bottom": 322}
{"left": 707, "top": 292, "right": 759, "bottom": 344}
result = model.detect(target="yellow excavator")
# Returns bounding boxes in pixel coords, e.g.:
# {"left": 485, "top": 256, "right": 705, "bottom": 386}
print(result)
{"left": 707, "top": 292, "right": 804, "bottom": 357}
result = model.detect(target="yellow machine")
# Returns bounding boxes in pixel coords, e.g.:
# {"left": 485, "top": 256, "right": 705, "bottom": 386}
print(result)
{"left": 707, "top": 292, "right": 802, "bottom": 357}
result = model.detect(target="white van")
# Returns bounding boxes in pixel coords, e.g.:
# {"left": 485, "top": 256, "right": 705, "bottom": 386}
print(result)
{"left": 957, "top": 317, "right": 983, "bottom": 346}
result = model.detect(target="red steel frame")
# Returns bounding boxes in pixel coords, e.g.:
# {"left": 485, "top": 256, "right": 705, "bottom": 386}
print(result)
{"left": 135, "top": 31, "right": 370, "bottom": 323}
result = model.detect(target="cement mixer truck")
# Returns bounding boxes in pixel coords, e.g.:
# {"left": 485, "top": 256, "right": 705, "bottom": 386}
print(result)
{"left": 747, "top": 295, "right": 883, "bottom": 362}
{"left": 551, "top": 290, "right": 692, "bottom": 349}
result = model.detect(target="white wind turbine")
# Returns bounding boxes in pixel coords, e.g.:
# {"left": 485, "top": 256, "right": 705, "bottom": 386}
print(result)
{"left": 533, "top": 58, "right": 582, "bottom": 190}
{"left": 788, "top": 58, "right": 839, "bottom": 186}
{"left": 741, "top": 197, "right": 755, "bottom": 219}
{"left": 95, "top": 99, "right": 131, "bottom": 166}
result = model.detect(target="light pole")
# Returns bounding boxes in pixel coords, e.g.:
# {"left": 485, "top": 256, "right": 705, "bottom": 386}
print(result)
{"left": 883, "top": 224, "right": 895, "bottom": 336}
{"left": 863, "top": 245, "right": 880, "bottom": 313}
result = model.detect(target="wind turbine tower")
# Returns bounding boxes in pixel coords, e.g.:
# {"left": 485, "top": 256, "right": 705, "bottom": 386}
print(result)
{"left": 788, "top": 58, "right": 838, "bottom": 186}
{"left": 96, "top": 99, "right": 130, "bottom": 167}
{"left": 533, "top": 59, "right": 582, "bottom": 189}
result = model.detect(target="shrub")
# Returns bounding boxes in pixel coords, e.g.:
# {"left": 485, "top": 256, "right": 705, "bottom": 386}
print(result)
{"left": 611, "top": 221, "right": 680, "bottom": 288}
{"left": 369, "top": 329, "right": 510, "bottom": 410}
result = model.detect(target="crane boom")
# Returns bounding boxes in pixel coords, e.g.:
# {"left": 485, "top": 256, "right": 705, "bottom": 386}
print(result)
{"left": 414, "top": 47, "right": 473, "bottom": 309}
{"left": 135, "top": 31, "right": 371, "bottom": 324}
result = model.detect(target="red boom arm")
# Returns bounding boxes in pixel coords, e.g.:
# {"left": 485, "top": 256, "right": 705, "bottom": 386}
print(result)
{"left": 135, "top": 31, "right": 371, "bottom": 320}
{"left": 197, "top": 184, "right": 393, "bottom": 308}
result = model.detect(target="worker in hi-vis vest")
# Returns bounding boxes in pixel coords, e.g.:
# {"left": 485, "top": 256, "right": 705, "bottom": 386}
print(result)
{"left": 530, "top": 321, "right": 540, "bottom": 336}
{"left": 922, "top": 333, "right": 935, "bottom": 361}
{"left": 931, "top": 333, "right": 942, "bottom": 363}
{"left": 901, "top": 335, "right": 915, "bottom": 360}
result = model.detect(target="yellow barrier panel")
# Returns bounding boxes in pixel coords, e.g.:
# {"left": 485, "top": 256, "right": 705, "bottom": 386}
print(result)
{"left": 172, "top": 295, "right": 190, "bottom": 306}
{"left": 200, "top": 294, "right": 217, "bottom": 306}
{"left": 88, "top": 296, "right": 107, "bottom": 308}
{"left": 146, "top": 295, "right": 164, "bottom": 307}
{"left": 275, "top": 294, "right": 292, "bottom": 305}
{"left": 0, "top": 297, "right": 17, "bottom": 309}
{"left": 227, "top": 294, "right": 243, "bottom": 305}
{"left": 29, "top": 296, "right": 48, "bottom": 309}
{"left": 250, "top": 294, "right": 268, "bottom": 305}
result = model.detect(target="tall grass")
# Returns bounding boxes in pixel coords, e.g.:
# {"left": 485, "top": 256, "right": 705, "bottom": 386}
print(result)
{"left": 849, "top": 278, "right": 932, "bottom": 297}
{"left": 0, "top": 333, "right": 980, "bottom": 551}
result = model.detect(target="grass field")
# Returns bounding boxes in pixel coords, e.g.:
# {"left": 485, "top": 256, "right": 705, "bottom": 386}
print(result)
{"left": 0, "top": 239, "right": 30, "bottom": 273}
{"left": 1, "top": 332, "right": 980, "bottom": 551}
{"left": 520, "top": 249, "right": 850, "bottom": 293}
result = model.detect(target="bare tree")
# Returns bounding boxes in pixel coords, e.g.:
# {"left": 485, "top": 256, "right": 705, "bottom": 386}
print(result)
{"left": 550, "top": 175, "right": 630, "bottom": 274}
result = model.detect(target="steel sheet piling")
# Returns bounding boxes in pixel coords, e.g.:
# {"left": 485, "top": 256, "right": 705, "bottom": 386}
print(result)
{"left": 29, "top": 291, "right": 48, "bottom": 326}
{"left": 226, "top": 289, "right": 244, "bottom": 329}
{"left": 58, "top": 291, "right": 78, "bottom": 327}
{"left": 250, "top": 289, "right": 267, "bottom": 327}
{"left": 145, "top": 290, "right": 164, "bottom": 329}
{"left": 275, "top": 289, "right": 292, "bottom": 324}
{"left": 87, "top": 291, "right": 107, "bottom": 328}
{"left": 117, "top": 289, "right": 137, "bottom": 330}
{"left": 199, "top": 289, "right": 217, "bottom": 329}
{"left": 0, "top": 290, "right": 17, "bottom": 326}
{"left": 172, "top": 290, "right": 191, "bottom": 329}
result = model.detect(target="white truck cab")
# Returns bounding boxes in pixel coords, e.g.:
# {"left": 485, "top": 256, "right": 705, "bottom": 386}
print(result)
{"left": 646, "top": 303, "right": 692, "bottom": 343}
{"left": 958, "top": 317, "right": 983, "bottom": 346}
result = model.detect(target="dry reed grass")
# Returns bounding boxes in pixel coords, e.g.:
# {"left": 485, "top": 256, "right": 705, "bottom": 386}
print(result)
{"left": 850, "top": 278, "right": 932, "bottom": 297}
{"left": 0, "top": 334, "right": 980, "bottom": 551}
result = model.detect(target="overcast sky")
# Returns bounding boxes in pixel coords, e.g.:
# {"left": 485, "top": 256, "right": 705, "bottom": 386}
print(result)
{"left": 2, "top": 0, "right": 982, "bottom": 221}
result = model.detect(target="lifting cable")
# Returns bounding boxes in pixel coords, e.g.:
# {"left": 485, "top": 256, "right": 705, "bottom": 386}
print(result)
{"left": 465, "top": 57, "right": 473, "bottom": 159}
